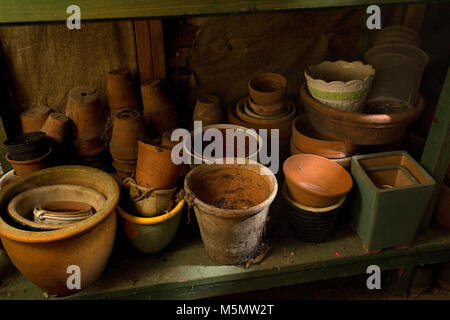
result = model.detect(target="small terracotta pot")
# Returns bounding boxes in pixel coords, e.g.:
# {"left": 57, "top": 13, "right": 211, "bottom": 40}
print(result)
{"left": 248, "top": 73, "right": 287, "bottom": 105}
{"left": 435, "top": 183, "right": 450, "bottom": 229}
{"left": 192, "top": 94, "right": 224, "bottom": 127}
{"left": 106, "top": 69, "right": 140, "bottom": 111}
{"left": 291, "top": 114, "right": 358, "bottom": 159}
{"left": 140, "top": 80, "right": 178, "bottom": 136}
{"left": 65, "top": 86, "right": 105, "bottom": 140}
{"left": 135, "top": 140, "right": 181, "bottom": 189}
{"left": 110, "top": 109, "right": 147, "bottom": 160}
{"left": 248, "top": 97, "right": 285, "bottom": 117}
{"left": 20, "top": 106, "right": 51, "bottom": 133}
{"left": 41, "top": 112, "right": 69, "bottom": 145}
{"left": 283, "top": 154, "right": 353, "bottom": 207}
{"left": 6, "top": 147, "right": 52, "bottom": 177}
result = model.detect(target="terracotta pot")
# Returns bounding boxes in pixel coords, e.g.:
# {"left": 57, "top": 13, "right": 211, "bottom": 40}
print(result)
{"left": 40, "top": 112, "right": 69, "bottom": 145}
{"left": 118, "top": 199, "right": 184, "bottom": 254}
{"left": 135, "top": 140, "right": 181, "bottom": 189}
{"left": 4, "top": 132, "right": 49, "bottom": 161}
{"left": 291, "top": 114, "right": 358, "bottom": 158}
{"left": 20, "top": 106, "right": 51, "bottom": 133}
{"left": 106, "top": 69, "right": 139, "bottom": 111}
{"left": 65, "top": 86, "right": 105, "bottom": 140}
{"left": 6, "top": 147, "right": 52, "bottom": 177}
{"left": 299, "top": 83, "right": 425, "bottom": 145}
{"left": 435, "top": 183, "right": 450, "bottom": 229}
{"left": 248, "top": 73, "right": 287, "bottom": 105}
{"left": 161, "top": 129, "right": 181, "bottom": 149}
{"left": 140, "top": 80, "right": 178, "bottom": 136}
{"left": 283, "top": 154, "right": 353, "bottom": 207}
{"left": 184, "top": 161, "right": 277, "bottom": 264}
{"left": 122, "top": 177, "right": 177, "bottom": 217}
{"left": 8, "top": 184, "right": 105, "bottom": 230}
{"left": 247, "top": 97, "right": 286, "bottom": 117}
{"left": 192, "top": 94, "right": 223, "bottom": 127}
{"left": 0, "top": 166, "right": 119, "bottom": 296}
{"left": 110, "top": 109, "right": 147, "bottom": 160}
{"left": 236, "top": 97, "right": 296, "bottom": 126}
{"left": 112, "top": 158, "right": 136, "bottom": 178}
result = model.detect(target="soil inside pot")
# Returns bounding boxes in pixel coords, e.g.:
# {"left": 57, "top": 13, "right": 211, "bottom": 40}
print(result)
{"left": 190, "top": 167, "right": 271, "bottom": 209}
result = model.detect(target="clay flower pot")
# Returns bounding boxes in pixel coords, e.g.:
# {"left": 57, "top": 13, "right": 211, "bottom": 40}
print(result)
{"left": 112, "top": 158, "right": 136, "bottom": 179}
{"left": 299, "top": 83, "right": 425, "bottom": 145}
{"left": 372, "top": 25, "right": 421, "bottom": 47}
{"left": 3, "top": 131, "right": 49, "bottom": 161}
{"left": 20, "top": 106, "right": 51, "bottom": 133}
{"left": 140, "top": 80, "right": 178, "bottom": 136}
{"left": 118, "top": 199, "right": 184, "bottom": 254}
{"left": 135, "top": 140, "right": 181, "bottom": 189}
{"left": 0, "top": 166, "right": 119, "bottom": 296}
{"left": 248, "top": 97, "right": 285, "bottom": 117}
{"left": 248, "top": 73, "right": 287, "bottom": 105}
{"left": 40, "top": 112, "right": 69, "bottom": 145}
{"left": 184, "top": 160, "right": 277, "bottom": 264}
{"left": 65, "top": 86, "right": 105, "bottom": 140}
{"left": 6, "top": 147, "right": 52, "bottom": 178}
{"left": 192, "top": 94, "right": 224, "bottom": 127}
{"left": 283, "top": 154, "right": 353, "bottom": 207}
{"left": 291, "top": 114, "right": 358, "bottom": 159}
{"left": 110, "top": 109, "right": 147, "bottom": 160}
{"left": 106, "top": 69, "right": 140, "bottom": 112}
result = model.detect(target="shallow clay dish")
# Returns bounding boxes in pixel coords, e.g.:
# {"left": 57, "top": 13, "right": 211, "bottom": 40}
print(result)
{"left": 248, "top": 73, "right": 287, "bottom": 105}
{"left": 283, "top": 154, "right": 353, "bottom": 207}
{"left": 236, "top": 97, "right": 296, "bottom": 126}
{"left": 248, "top": 97, "right": 285, "bottom": 117}
{"left": 299, "top": 83, "right": 425, "bottom": 145}
{"left": 292, "top": 114, "right": 358, "bottom": 159}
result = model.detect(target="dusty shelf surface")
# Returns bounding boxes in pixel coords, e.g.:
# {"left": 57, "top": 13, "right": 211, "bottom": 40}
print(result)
{"left": 1, "top": 194, "right": 450, "bottom": 300}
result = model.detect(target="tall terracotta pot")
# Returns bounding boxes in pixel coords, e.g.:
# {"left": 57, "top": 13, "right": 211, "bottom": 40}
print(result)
{"left": 65, "top": 86, "right": 105, "bottom": 140}
{"left": 106, "top": 69, "right": 140, "bottom": 113}
{"left": 192, "top": 94, "right": 223, "bottom": 127}
{"left": 20, "top": 106, "right": 51, "bottom": 133}
{"left": 135, "top": 140, "right": 181, "bottom": 189}
{"left": 140, "top": 80, "right": 177, "bottom": 136}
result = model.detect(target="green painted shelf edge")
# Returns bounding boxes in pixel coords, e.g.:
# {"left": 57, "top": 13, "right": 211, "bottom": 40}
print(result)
{"left": 0, "top": 0, "right": 436, "bottom": 25}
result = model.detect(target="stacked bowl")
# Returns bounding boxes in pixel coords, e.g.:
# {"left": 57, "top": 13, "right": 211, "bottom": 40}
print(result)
{"left": 282, "top": 154, "right": 353, "bottom": 242}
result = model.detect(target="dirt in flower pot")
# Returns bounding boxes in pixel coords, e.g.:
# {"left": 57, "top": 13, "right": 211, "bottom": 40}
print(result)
{"left": 190, "top": 167, "right": 271, "bottom": 209}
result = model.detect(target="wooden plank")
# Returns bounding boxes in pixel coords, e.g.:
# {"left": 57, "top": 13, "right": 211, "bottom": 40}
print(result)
{"left": 420, "top": 67, "right": 450, "bottom": 231}
{"left": 403, "top": 4, "right": 427, "bottom": 32}
{"left": 0, "top": 0, "right": 431, "bottom": 25}
{"left": 149, "top": 20, "right": 166, "bottom": 80}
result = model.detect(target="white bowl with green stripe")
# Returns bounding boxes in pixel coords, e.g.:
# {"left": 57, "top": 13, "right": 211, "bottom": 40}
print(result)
{"left": 305, "top": 60, "right": 375, "bottom": 112}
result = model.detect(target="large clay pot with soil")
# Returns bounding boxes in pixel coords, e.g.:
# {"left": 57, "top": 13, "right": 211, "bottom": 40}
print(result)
{"left": 6, "top": 147, "right": 52, "bottom": 178}
{"left": 110, "top": 109, "right": 147, "bottom": 160}
{"left": 4, "top": 132, "right": 49, "bottom": 161}
{"left": 184, "top": 161, "right": 278, "bottom": 264}
{"left": 135, "top": 140, "right": 181, "bottom": 189}
{"left": 291, "top": 114, "right": 358, "bottom": 158}
{"left": 0, "top": 166, "right": 119, "bottom": 296}
{"left": 248, "top": 73, "right": 287, "bottom": 105}
{"left": 283, "top": 154, "right": 353, "bottom": 207}
{"left": 435, "top": 183, "right": 450, "bottom": 229}
{"left": 299, "top": 83, "right": 425, "bottom": 145}
{"left": 192, "top": 94, "right": 224, "bottom": 127}
{"left": 140, "top": 80, "right": 178, "bottom": 136}
{"left": 118, "top": 199, "right": 184, "bottom": 254}
{"left": 40, "top": 112, "right": 70, "bottom": 145}
{"left": 106, "top": 69, "right": 139, "bottom": 112}
{"left": 65, "top": 86, "right": 105, "bottom": 140}
{"left": 20, "top": 106, "right": 51, "bottom": 133}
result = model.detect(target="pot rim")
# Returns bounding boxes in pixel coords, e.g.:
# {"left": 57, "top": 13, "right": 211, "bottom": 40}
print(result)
{"left": 236, "top": 97, "right": 297, "bottom": 125}
{"left": 117, "top": 199, "right": 184, "bottom": 225}
{"left": 300, "top": 83, "right": 425, "bottom": 126}
{"left": 248, "top": 73, "right": 287, "bottom": 96}
{"left": 0, "top": 166, "right": 119, "bottom": 243}
{"left": 6, "top": 147, "right": 52, "bottom": 164}
{"left": 184, "top": 159, "right": 278, "bottom": 218}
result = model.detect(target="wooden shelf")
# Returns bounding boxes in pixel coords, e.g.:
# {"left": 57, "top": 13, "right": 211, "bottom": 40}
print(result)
{"left": 1, "top": 195, "right": 450, "bottom": 300}
{"left": 0, "top": 0, "right": 428, "bottom": 25}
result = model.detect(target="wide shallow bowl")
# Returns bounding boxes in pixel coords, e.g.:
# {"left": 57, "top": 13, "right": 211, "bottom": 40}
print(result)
{"left": 283, "top": 154, "right": 353, "bottom": 207}
{"left": 4, "top": 132, "right": 49, "bottom": 161}
{"left": 0, "top": 166, "right": 119, "bottom": 296}
{"left": 118, "top": 199, "right": 184, "bottom": 254}
{"left": 300, "top": 82, "right": 425, "bottom": 145}
{"left": 282, "top": 183, "right": 345, "bottom": 242}
{"left": 305, "top": 60, "right": 375, "bottom": 112}
{"left": 291, "top": 114, "right": 358, "bottom": 158}
{"left": 248, "top": 73, "right": 287, "bottom": 105}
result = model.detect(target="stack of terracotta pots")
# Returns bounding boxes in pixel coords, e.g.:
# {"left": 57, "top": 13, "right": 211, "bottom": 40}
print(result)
{"left": 228, "top": 73, "right": 297, "bottom": 160}
{"left": 65, "top": 85, "right": 107, "bottom": 167}
{"left": 109, "top": 109, "right": 147, "bottom": 178}
{"left": 282, "top": 154, "right": 353, "bottom": 242}
{"left": 106, "top": 69, "right": 140, "bottom": 118}
{"left": 118, "top": 140, "right": 184, "bottom": 254}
